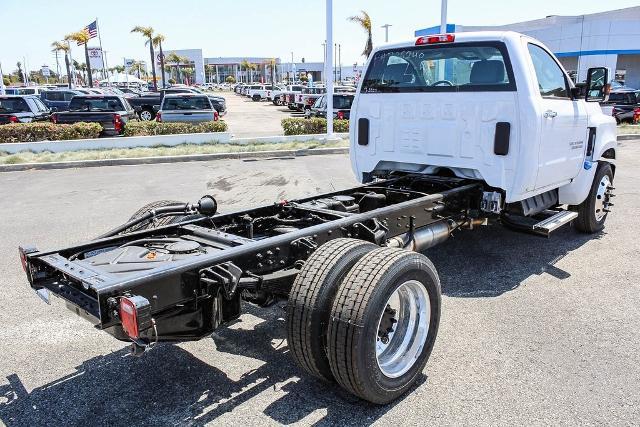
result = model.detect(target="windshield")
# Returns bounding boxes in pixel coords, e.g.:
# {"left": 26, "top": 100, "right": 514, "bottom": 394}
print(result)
{"left": 0, "top": 98, "right": 30, "bottom": 113}
{"left": 162, "top": 96, "right": 212, "bottom": 110}
{"left": 68, "top": 97, "right": 124, "bottom": 111}
{"left": 362, "top": 42, "right": 515, "bottom": 93}
{"left": 333, "top": 95, "right": 354, "bottom": 109}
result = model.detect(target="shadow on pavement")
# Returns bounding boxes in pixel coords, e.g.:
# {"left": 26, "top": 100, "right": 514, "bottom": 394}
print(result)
{"left": 0, "top": 303, "right": 402, "bottom": 426}
{"left": 0, "top": 224, "right": 599, "bottom": 425}
{"left": 425, "top": 223, "right": 602, "bottom": 297}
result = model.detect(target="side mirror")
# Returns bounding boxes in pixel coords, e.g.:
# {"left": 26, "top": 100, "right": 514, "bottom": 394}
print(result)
{"left": 585, "top": 67, "right": 610, "bottom": 102}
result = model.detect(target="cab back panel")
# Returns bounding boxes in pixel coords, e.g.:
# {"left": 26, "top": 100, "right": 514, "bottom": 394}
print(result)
{"left": 350, "top": 91, "right": 520, "bottom": 191}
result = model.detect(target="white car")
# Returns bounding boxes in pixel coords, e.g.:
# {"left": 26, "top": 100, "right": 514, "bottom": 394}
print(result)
{"left": 267, "top": 85, "right": 287, "bottom": 105}
{"left": 246, "top": 85, "right": 269, "bottom": 101}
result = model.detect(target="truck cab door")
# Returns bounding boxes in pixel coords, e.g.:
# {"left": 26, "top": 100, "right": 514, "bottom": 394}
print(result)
{"left": 527, "top": 43, "right": 588, "bottom": 190}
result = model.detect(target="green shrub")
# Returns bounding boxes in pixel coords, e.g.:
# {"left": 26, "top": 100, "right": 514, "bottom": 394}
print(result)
{"left": 0, "top": 122, "right": 102, "bottom": 143}
{"left": 281, "top": 117, "right": 349, "bottom": 135}
{"left": 123, "top": 121, "right": 228, "bottom": 137}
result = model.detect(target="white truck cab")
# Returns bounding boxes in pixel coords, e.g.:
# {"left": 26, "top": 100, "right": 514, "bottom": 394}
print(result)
{"left": 350, "top": 31, "right": 616, "bottom": 232}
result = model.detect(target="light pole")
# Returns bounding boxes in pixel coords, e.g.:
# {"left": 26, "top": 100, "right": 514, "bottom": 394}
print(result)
{"left": 440, "top": 0, "right": 448, "bottom": 34}
{"left": 439, "top": 0, "right": 448, "bottom": 80}
{"left": 325, "top": 0, "right": 334, "bottom": 138}
{"left": 381, "top": 24, "right": 392, "bottom": 43}
{"left": 291, "top": 51, "right": 294, "bottom": 83}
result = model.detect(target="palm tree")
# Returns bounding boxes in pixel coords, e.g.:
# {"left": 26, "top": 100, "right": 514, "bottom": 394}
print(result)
{"left": 77, "top": 62, "right": 88, "bottom": 85}
{"left": 180, "top": 56, "right": 193, "bottom": 84}
{"left": 129, "top": 61, "right": 146, "bottom": 79}
{"left": 15, "top": 61, "right": 24, "bottom": 83}
{"left": 51, "top": 41, "right": 73, "bottom": 88}
{"left": 152, "top": 34, "right": 166, "bottom": 88}
{"left": 266, "top": 58, "right": 277, "bottom": 85}
{"left": 240, "top": 59, "right": 250, "bottom": 83}
{"left": 348, "top": 11, "right": 373, "bottom": 58}
{"left": 65, "top": 31, "right": 94, "bottom": 87}
{"left": 166, "top": 52, "right": 182, "bottom": 83}
{"left": 131, "top": 26, "right": 157, "bottom": 91}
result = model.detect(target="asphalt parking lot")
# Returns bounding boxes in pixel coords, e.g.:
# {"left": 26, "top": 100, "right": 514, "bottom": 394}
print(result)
{"left": 222, "top": 91, "right": 304, "bottom": 138}
{"left": 0, "top": 142, "right": 639, "bottom": 426}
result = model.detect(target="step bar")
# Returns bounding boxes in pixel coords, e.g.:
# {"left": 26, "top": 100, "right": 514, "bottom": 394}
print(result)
{"left": 532, "top": 210, "right": 579, "bottom": 237}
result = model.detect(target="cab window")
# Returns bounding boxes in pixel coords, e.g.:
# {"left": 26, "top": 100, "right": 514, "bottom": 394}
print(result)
{"left": 527, "top": 44, "right": 570, "bottom": 99}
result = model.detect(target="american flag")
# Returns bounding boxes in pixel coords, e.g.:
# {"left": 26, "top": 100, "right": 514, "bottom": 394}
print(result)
{"left": 78, "top": 20, "right": 98, "bottom": 45}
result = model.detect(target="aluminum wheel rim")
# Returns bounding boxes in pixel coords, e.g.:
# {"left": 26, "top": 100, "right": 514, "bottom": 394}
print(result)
{"left": 594, "top": 175, "right": 611, "bottom": 221}
{"left": 140, "top": 110, "right": 153, "bottom": 121}
{"left": 375, "top": 280, "right": 430, "bottom": 378}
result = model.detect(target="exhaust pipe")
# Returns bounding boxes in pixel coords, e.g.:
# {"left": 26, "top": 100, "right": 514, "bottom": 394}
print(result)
{"left": 387, "top": 220, "right": 452, "bottom": 252}
{"left": 387, "top": 219, "right": 485, "bottom": 252}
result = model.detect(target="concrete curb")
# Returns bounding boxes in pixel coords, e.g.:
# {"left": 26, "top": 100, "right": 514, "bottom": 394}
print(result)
{"left": 0, "top": 147, "right": 349, "bottom": 172}
{"left": 0, "top": 132, "right": 349, "bottom": 154}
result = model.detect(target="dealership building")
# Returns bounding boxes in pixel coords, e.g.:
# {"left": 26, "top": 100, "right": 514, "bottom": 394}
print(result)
{"left": 159, "top": 49, "right": 362, "bottom": 84}
{"left": 415, "top": 6, "right": 640, "bottom": 88}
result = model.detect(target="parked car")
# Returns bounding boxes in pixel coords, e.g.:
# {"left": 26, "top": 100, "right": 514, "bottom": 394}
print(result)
{"left": 267, "top": 85, "right": 287, "bottom": 105}
{"left": 40, "top": 90, "right": 84, "bottom": 112}
{"left": 246, "top": 85, "right": 269, "bottom": 101}
{"left": 306, "top": 93, "right": 355, "bottom": 120}
{"left": 128, "top": 88, "right": 226, "bottom": 121}
{"left": 156, "top": 94, "right": 219, "bottom": 123}
{"left": 281, "top": 85, "right": 305, "bottom": 110}
{"left": 297, "top": 86, "right": 326, "bottom": 111}
{"left": 0, "top": 95, "right": 51, "bottom": 124}
{"left": 602, "top": 90, "right": 640, "bottom": 123}
{"left": 119, "top": 87, "right": 145, "bottom": 96}
{"left": 3, "top": 86, "right": 49, "bottom": 96}
{"left": 51, "top": 95, "right": 136, "bottom": 136}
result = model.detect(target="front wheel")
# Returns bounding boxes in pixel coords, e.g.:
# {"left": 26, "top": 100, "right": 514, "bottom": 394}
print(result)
{"left": 574, "top": 162, "right": 614, "bottom": 233}
{"left": 327, "top": 248, "right": 441, "bottom": 404}
{"left": 139, "top": 109, "right": 154, "bottom": 121}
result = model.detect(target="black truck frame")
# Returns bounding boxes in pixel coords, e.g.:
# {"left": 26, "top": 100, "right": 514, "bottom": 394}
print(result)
{"left": 20, "top": 174, "right": 491, "bottom": 403}
{"left": 22, "top": 175, "right": 478, "bottom": 339}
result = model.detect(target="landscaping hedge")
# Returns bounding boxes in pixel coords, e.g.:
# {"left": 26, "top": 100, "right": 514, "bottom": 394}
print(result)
{"left": 123, "top": 121, "right": 228, "bottom": 137}
{"left": 0, "top": 122, "right": 102, "bottom": 143}
{"left": 281, "top": 118, "right": 349, "bottom": 136}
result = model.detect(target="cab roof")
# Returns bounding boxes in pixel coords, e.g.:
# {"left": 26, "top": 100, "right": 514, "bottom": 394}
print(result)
{"left": 380, "top": 30, "right": 524, "bottom": 51}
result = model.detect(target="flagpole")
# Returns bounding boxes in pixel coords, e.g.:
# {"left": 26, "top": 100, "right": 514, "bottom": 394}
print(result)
{"left": 96, "top": 18, "right": 108, "bottom": 85}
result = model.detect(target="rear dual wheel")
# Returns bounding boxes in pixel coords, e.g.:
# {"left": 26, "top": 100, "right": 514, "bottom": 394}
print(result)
{"left": 287, "top": 240, "right": 441, "bottom": 404}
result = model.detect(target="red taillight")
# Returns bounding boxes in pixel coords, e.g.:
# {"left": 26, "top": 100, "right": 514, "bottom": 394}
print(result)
{"left": 18, "top": 247, "right": 28, "bottom": 273}
{"left": 120, "top": 298, "right": 140, "bottom": 339}
{"left": 306, "top": 98, "right": 315, "bottom": 105}
{"left": 416, "top": 33, "right": 455, "bottom": 45}
{"left": 156, "top": 111, "right": 162, "bottom": 122}
{"left": 113, "top": 113, "right": 122, "bottom": 132}
{"left": 214, "top": 111, "right": 219, "bottom": 121}
{"left": 337, "top": 111, "right": 345, "bottom": 120}
{"left": 119, "top": 295, "right": 151, "bottom": 339}
{"left": 9, "top": 115, "right": 19, "bottom": 123}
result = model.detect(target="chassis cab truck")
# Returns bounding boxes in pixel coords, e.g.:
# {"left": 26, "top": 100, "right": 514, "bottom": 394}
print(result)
{"left": 19, "top": 32, "right": 616, "bottom": 405}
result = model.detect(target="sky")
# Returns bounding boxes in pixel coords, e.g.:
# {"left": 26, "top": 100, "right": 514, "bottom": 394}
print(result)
{"left": 0, "top": 0, "right": 638, "bottom": 75}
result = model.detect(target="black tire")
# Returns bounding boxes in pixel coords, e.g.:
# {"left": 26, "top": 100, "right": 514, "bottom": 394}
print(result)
{"left": 126, "top": 200, "right": 186, "bottom": 232}
{"left": 139, "top": 108, "right": 154, "bottom": 121}
{"left": 252, "top": 94, "right": 261, "bottom": 102}
{"left": 327, "top": 248, "right": 441, "bottom": 404}
{"left": 287, "top": 238, "right": 377, "bottom": 382}
{"left": 574, "top": 162, "right": 614, "bottom": 233}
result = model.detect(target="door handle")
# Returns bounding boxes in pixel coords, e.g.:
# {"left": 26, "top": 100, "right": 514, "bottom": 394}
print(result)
{"left": 543, "top": 110, "right": 557, "bottom": 118}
